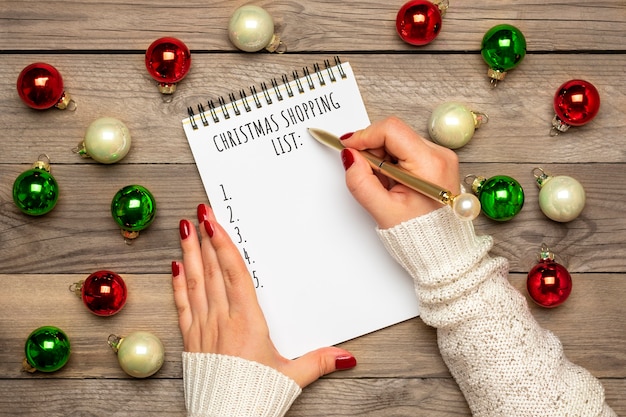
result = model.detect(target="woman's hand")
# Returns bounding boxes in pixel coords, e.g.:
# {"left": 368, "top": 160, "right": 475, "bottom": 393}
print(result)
{"left": 171, "top": 203, "right": 357, "bottom": 388}
{"left": 340, "top": 116, "right": 461, "bottom": 229}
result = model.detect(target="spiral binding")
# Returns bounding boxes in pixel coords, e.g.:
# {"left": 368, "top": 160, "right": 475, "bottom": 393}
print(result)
{"left": 186, "top": 56, "right": 346, "bottom": 130}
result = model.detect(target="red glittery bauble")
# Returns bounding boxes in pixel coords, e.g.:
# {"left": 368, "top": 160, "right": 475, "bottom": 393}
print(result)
{"left": 81, "top": 270, "right": 128, "bottom": 316}
{"left": 396, "top": 0, "right": 442, "bottom": 46}
{"left": 527, "top": 259, "right": 572, "bottom": 308}
{"left": 553, "top": 79, "right": 600, "bottom": 126}
{"left": 145, "top": 37, "right": 192, "bottom": 85}
{"left": 17, "top": 63, "right": 65, "bottom": 109}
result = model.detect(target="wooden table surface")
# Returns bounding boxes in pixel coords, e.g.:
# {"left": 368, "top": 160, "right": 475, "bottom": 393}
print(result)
{"left": 1, "top": 1, "right": 624, "bottom": 415}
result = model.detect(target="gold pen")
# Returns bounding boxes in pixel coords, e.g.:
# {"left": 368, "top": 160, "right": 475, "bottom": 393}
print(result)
{"left": 308, "top": 128, "right": 481, "bottom": 221}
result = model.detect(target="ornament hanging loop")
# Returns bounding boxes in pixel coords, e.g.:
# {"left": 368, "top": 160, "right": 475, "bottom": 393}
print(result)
{"left": 532, "top": 167, "right": 549, "bottom": 185}
{"left": 57, "top": 93, "right": 77, "bottom": 111}
{"left": 472, "top": 111, "right": 489, "bottom": 128}
{"left": 108, "top": 334, "right": 123, "bottom": 353}
{"left": 68, "top": 280, "right": 84, "bottom": 298}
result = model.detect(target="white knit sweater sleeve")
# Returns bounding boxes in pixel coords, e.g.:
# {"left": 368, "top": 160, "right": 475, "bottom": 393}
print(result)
{"left": 377, "top": 206, "right": 616, "bottom": 417}
{"left": 182, "top": 352, "right": 301, "bottom": 417}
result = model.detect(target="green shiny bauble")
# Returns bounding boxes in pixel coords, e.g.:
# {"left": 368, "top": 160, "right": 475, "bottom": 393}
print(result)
{"left": 12, "top": 160, "right": 59, "bottom": 216}
{"left": 111, "top": 185, "right": 157, "bottom": 234}
{"left": 24, "top": 326, "right": 71, "bottom": 373}
{"left": 474, "top": 175, "right": 525, "bottom": 221}
{"left": 481, "top": 24, "right": 526, "bottom": 82}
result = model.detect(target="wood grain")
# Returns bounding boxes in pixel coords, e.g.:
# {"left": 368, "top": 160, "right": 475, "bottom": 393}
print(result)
{"left": 0, "top": 0, "right": 624, "bottom": 415}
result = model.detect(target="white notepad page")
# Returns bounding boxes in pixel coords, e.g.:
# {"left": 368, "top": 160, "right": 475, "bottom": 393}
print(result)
{"left": 182, "top": 61, "right": 419, "bottom": 359}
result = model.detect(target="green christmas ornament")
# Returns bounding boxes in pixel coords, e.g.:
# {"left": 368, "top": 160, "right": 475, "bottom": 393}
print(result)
{"left": 23, "top": 326, "right": 71, "bottom": 373}
{"left": 12, "top": 154, "right": 59, "bottom": 216}
{"left": 467, "top": 174, "right": 525, "bottom": 221}
{"left": 111, "top": 184, "right": 156, "bottom": 241}
{"left": 481, "top": 24, "right": 526, "bottom": 86}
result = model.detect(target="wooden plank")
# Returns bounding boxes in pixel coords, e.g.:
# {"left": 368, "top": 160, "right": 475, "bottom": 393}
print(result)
{"left": 1, "top": 274, "right": 623, "bottom": 379}
{"left": 0, "top": 377, "right": 623, "bottom": 416}
{"left": 1, "top": 162, "right": 626, "bottom": 273}
{"left": 0, "top": 1, "right": 623, "bottom": 52}
{"left": 0, "top": 54, "right": 624, "bottom": 165}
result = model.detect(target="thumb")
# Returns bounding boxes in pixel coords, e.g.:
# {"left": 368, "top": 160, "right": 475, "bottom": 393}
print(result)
{"left": 282, "top": 347, "right": 357, "bottom": 388}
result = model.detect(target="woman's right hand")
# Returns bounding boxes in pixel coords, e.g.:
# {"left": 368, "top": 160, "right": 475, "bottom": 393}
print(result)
{"left": 340, "top": 116, "right": 461, "bottom": 229}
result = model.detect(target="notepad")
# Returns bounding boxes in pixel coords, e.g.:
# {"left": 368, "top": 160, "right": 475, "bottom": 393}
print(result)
{"left": 182, "top": 60, "right": 419, "bottom": 359}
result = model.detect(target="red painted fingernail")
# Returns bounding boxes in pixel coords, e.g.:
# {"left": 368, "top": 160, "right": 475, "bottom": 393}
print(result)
{"left": 339, "top": 132, "right": 354, "bottom": 140}
{"left": 197, "top": 203, "right": 208, "bottom": 223}
{"left": 204, "top": 220, "right": 214, "bottom": 238}
{"left": 179, "top": 219, "right": 191, "bottom": 240}
{"left": 341, "top": 148, "right": 354, "bottom": 170}
{"left": 335, "top": 355, "right": 357, "bottom": 370}
{"left": 171, "top": 261, "right": 180, "bottom": 277}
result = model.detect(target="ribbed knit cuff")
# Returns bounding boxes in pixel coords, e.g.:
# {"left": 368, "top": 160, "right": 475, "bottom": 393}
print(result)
{"left": 182, "top": 352, "right": 302, "bottom": 417}
{"left": 376, "top": 206, "right": 493, "bottom": 302}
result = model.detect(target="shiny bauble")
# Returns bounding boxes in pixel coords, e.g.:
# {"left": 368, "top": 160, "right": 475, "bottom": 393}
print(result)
{"left": 469, "top": 174, "right": 525, "bottom": 221}
{"left": 12, "top": 156, "right": 59, "bottom": 216}
{"left": 451, "top": 192, "right": 482, "bottom": 221}
{"left": 480, "top": 24, "right": 526, "bottom": 85}
{"left": 551, "top": 79, "right": 600, "bottom": 135}
{"left": 428, "top": 102, "right": 487, "bottom": 149}
{"left": 534, "top": 168, "right": 586, "bottom": 222}
{"left": 527, "top": 248, "right": 572, "bottom": 308}
{"left": 17, "top": 62, "right": 74, "bottom": 110}
{"left": 111, "top": 184, "right": 157, "bottom": 240}
{"left": 23, "top": 326, "right": 71, "bottom": 373}
{"left": 396, "top": 0, "right": 446, "bottom": 46}
{"left": 145, "top": 37, "right": 192, "bottom": 94}
{"left": 75, "top": 117, "right": 131, "bottom": 164}
{"left": 108, "top": 331, "right": 165, "bottom": 378}
{"left": 71, "top": 270, "right": 128, "bottom": 316}
{"left": 228, "top": 5, "right": 282, "bottom": 52}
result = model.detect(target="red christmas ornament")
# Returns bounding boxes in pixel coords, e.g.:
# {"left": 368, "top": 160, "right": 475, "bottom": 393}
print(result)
{"left": 527, "top": 245, "right": 572, "bottom": 308}
{"left": 551, "top": 79, "right": 600, "bottom": 135}
{"left": 17, "top": 63, "right": 75, "bottom": 110}
{"left": 396, "top": 0, "right": 448, "bottom": 46}
{"left": 70, "top": 270, "right": 128, "bottom": 316}
{"left": 145, "top": 37, "right": 192, "bottom": 95}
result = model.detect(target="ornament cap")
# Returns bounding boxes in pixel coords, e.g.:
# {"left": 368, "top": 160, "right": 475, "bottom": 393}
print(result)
{"left": 472, "top": 111, "right": 489, "bottom": 128}
{"left": 31, "top": 154, "right": 52, "bottom": 172}
{"left": 538, "top": 243, "right": 556, "bottom": 261}
{"left": 465, "top": 174, "right": 487, "bottom": 195}
{"left": 550, "top": 114, "right": 571, "bottom": 136}
{"left": 265, "top": 34, "right": 286, "bottom": 54}
{"left": 22, "top": 357, "right": 37, "bottom": 373}
{"left": 435, "top": 0, "right": 449, "bottom": 16}
{"left": 157, "top": 83, "right": 177, "bottom": 95}
{"left": 55, "top": 92, "right": 77, "bottom": 111}
{"left": 487, "top": 68, "right": 506, "bottom": 87}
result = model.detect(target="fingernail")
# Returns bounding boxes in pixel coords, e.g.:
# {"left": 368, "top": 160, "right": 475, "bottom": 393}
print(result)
{"left": 179, "top": 219, "right": 191, "bottom": 240}
{"left": 335, "top": 355, "right": 357, "bottom": 370}
{"left": 339, "top": 132, "right": 354, "bottom": 140}
{"left": 197, "top": 203, "right": 208, "bottom": 223}
{"left": 341, "top": 148, "right": 354, "bottom": 170}
{"left": 203, "top": 220, "right": 214, "bottom": 238}
{"left": 171, "top": 261, "right": 180, "bottom": 277}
